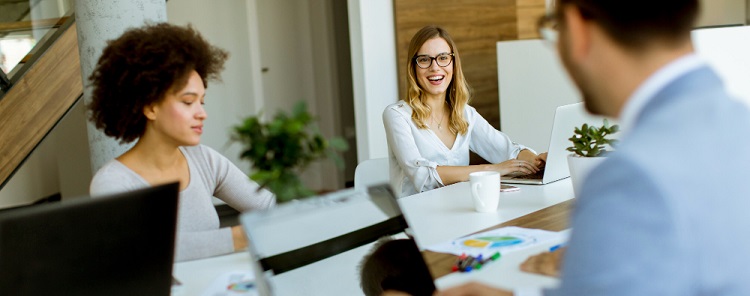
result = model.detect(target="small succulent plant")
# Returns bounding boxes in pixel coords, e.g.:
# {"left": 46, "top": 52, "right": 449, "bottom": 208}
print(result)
{"left": 567, "top": 119, "right": 619, "bottom": 157}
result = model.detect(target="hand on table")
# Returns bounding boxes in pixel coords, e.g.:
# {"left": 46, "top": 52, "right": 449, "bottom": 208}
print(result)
{"left": 519, "top": 247, "right": 566, "bottom": 277}
{"left": 434, "top": 282, "right": 513, "bottom": 296}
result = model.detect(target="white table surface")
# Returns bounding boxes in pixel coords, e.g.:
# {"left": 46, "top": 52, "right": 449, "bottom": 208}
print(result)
{"left": 173, "top": 178, "right": 575, "bottom": 296}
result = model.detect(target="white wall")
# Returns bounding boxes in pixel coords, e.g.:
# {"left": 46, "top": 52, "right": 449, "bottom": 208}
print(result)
{"left": 308, "top": 0, "right": 347, "bottom": 188}
{"left": 255, "top": 1, "right": 315, "bottom": 116}
{"left": 167, "top": 0, "right": 262, "bottom": 175}
{"left": 0, "top": 128, "right": 61, "bottom": 208}
{"left": 54, "top": 100, "right": 94, "bottom": 201}
{"left": 347, "top": 0, "right": 398, "bottom": 163}
{"left": 168, "top": 0, "right": 346, "bottom": 191}
{"left": 0, "top": 100, "right": 92, "bottom": 208}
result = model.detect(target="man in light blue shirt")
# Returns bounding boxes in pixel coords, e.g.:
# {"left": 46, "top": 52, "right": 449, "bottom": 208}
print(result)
{"left": 438, "top": 0, "right": 750, "bottom": 295}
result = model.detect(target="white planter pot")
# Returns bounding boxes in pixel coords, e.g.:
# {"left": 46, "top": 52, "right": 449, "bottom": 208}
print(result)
{"left": 567, "top": 154, "right": 606, "bottom": 198}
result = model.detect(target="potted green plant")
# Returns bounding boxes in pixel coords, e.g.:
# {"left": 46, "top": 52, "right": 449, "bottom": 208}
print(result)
{"left": 232, "top": 101, "right": 348, "bottom": 203}
{"left": 566, "top": 119, "right": 619, "bottom": 197}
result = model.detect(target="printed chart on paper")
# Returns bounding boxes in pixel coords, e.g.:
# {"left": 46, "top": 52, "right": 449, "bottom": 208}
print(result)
{"left": 426, "top": 226, "right": 565, "bottom": 257}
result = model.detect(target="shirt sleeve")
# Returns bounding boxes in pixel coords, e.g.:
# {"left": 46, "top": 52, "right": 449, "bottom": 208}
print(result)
{"left": 383, "top": 107, "right": 445, "bottom": 194}
{"left": 174, "top": 146, "right": 276, "bottom": 262}
{"left": 467, "top": 107, "right": 534, "bottom": 163}
{"left": 200, "top": 145, "right": 276, "bottom": 211}
{"left": 174, "top": 227, "right": 234, "bottom": 262}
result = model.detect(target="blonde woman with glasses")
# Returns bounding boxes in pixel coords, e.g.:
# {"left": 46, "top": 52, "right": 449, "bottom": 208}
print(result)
{"left": 383, "top": 25, "right": 546, "bottom": 197}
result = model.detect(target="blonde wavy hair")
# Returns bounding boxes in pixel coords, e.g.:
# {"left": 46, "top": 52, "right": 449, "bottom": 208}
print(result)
{"left": 405, "top": 25, "right": 471, "bottom": 135}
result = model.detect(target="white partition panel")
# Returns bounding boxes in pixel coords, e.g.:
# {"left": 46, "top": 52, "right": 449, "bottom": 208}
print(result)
{"left": 692, "top": 25, "right": 750, "bottom": 107}
{"left": 497, "top": 40, "right": 581, "bottom": 153}
{"left": 497, "top": 27, "right": 750, "bottom": 153}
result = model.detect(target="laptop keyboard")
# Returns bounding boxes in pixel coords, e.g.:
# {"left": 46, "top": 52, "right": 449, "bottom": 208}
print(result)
{"left": 512, "top": 168, "right": 544, "bottom": 180}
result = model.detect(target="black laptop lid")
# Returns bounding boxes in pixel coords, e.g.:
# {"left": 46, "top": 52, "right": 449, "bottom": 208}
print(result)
{"left": 0, "top": 182, "right": 179, "bottom": 296}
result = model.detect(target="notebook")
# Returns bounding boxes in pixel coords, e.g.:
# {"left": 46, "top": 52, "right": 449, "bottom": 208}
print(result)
{"left": 240, "top": 184, "right": 436, "bottom": 296}
{"left": 0, "top": 182, "right": 180, "bottom": 296}
{"left": 503, "top": 102, "right": 610, "bottom": 185}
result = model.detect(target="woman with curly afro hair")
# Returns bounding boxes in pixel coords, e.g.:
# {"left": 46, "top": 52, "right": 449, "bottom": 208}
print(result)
{"left": 88, "top": 23, "right": 275, "bottom": 262}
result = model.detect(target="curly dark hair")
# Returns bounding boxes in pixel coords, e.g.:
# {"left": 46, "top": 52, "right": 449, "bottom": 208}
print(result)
{"left": 87, "top": 23, "right": 228, "bottom": 143}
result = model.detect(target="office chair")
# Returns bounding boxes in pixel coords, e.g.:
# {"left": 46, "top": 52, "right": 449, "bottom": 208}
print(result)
{"left": 354, "top": 157, "right": 389, "bottom": 189}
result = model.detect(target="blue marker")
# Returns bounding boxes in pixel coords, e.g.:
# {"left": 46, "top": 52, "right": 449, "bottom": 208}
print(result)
{"left": 549, "top": 243, "right": 566, "bottom": 252}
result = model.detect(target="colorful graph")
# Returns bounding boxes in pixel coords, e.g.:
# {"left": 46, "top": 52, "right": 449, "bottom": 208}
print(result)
{"left": 427, "top": 226, "right": 566, "bottom": 257}
{"left": 462, "top": 236, "right": 525, "bottom": 248}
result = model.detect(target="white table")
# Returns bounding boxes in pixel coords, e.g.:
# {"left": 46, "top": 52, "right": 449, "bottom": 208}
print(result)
{"left": 173, "top": 178, "right": 574, "bottom": 295}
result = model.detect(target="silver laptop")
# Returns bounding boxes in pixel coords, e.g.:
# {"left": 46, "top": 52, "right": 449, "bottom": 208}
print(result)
{"left": 503, "top": 102, "right": 612, "bottom": 185}
{"left": 240, "top": 184, "right": 435, "bottom": 296}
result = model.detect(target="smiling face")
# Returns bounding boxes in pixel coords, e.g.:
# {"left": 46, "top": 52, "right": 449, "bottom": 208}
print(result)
{"left": 143, "top": 70, "right": 207, "bottom": 147}
{"left": 415, "top": 37, "right": 454, "bottom": 100}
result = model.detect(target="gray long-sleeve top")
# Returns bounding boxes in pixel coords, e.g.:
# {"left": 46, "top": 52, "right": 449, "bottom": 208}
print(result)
{"left": 90, "top": 144, "right": 275, "bottom": 262}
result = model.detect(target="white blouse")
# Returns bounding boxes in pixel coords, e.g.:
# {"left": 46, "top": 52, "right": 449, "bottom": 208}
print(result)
{"left": 383, "top": 101, "right": 530, "bottom": 197}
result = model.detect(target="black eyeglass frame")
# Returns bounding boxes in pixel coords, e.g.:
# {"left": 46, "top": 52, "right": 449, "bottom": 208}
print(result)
{"left": 413, "top": 53, "right": 455, "bottom": 69}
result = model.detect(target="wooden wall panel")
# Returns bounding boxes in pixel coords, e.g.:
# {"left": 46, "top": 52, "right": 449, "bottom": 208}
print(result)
{"left": 394, "top": 0, "right": 517, "bottom": 129}
{"left": 517, "top": 0, "right": 546, "bottom": 39}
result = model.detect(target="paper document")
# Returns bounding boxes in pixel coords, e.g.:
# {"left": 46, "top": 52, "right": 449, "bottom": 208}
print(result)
{"left": 426, "top": 226, "right": 565, "bottom": 257}
{"left": 202, "top": 270, "right": 258, "bottom": 296}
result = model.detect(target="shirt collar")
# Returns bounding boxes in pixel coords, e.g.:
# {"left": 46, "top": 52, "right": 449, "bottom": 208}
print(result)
{"left": 618, "top": 53, "right": 705, "bottom": 135}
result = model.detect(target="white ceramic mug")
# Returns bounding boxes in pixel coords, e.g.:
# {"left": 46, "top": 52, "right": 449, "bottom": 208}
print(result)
{"left": 469, "top": 171, "right": 501, "bottom": 213}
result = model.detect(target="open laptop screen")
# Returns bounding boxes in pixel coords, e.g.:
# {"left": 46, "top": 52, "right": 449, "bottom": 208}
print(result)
{"left": 0, "top": 182, "right": 179, "bottom": 296}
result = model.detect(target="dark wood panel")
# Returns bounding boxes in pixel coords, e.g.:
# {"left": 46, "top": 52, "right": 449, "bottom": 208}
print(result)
{"left": 424, "top": 199, "right": 573, "bottom": 279}
{"left": 394, "top": 0, "right": 517, "bottom": 129}
{"left": 0, "top": 23, "right": 82, "bottom": 188}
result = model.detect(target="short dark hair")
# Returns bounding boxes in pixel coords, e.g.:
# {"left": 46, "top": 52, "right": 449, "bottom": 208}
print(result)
{"left": 358, "top": 237, "right": 435, "bottom": 296}
{"left": 88, "top": 23, "right": 228, "bottom": 143}
{"left": 558, "top": 0, "right": 699, "bottom": 49}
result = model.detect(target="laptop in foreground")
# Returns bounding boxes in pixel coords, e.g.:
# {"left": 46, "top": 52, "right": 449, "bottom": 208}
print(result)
{"left": 503, "top": 102, "right": 612, "bottom": 185}
{"left": 241, "top": 184, "right": 435, "bottom": 296}
{"left": 0, "top": 182, "right": 179, "bottom": 296}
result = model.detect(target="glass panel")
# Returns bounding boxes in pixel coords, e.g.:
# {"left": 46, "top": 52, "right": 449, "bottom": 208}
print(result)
{"left": 0, "top": 0, "right": 74, "bottom": 77}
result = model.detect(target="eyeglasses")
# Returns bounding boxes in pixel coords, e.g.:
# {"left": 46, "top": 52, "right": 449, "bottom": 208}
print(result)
{"left": 537, "top": 13, "right": 559, "bottom": 45}
{"left": 414, "top": 53, "right": 454, "bottom": 69}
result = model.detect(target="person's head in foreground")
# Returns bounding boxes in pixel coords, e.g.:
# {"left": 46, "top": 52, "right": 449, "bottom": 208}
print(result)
{"left": 406, "top": 25, "right": 471, "bottom": 134}
{"left": 359, "top": 237, "right": 436, "bottom": 296}
{"left": 547, "top": 0, "right": 698, "bottom": 117}
{"left": 88, "top": 23, "right": 228, "bottom": 145}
